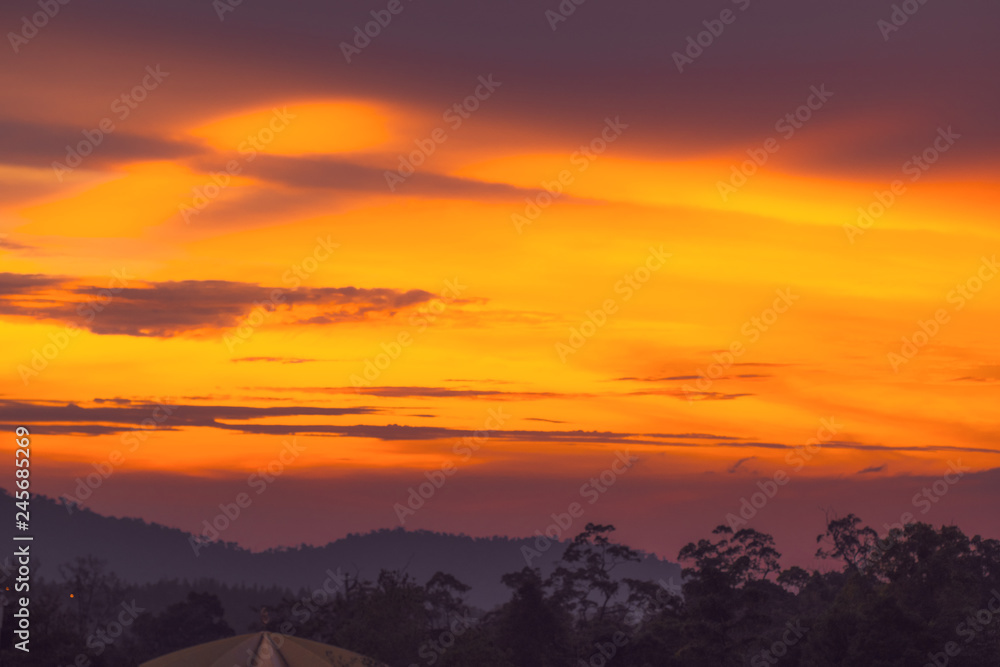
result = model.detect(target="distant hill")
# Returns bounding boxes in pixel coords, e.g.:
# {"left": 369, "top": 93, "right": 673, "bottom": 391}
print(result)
{"left": 0, "top": 489, "right": 681, "bottom": 611}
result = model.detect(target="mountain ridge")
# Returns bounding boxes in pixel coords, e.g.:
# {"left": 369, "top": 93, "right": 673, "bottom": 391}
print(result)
{"left": 1, "top": 488, "right": 681, "bottom": 610}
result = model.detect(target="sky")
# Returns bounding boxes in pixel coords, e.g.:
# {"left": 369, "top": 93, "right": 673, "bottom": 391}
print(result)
{"left": 1, "top": 0, "right": 998, "bottom": 568}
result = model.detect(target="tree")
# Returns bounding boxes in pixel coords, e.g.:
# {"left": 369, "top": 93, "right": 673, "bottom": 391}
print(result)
{"left": 676, "top": 526, "right": 785, "bottom": 666}
{"left": 132, "top": 591, "right": 234, "bottom": 661}
{"left": 59, "top": 556, "right": 124, "bottom": 638}
{"left": 495, "top": 568, "right": 573, "bottom": 667}
{"left": 815, "top": 513, "right": 879, "bottom": 571}
{"left": 548, "top": 523, "right": 642, "bottom": 624}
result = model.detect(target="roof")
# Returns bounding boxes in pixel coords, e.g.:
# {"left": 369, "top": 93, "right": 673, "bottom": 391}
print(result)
{"left": 138, "top": 631, "right": 388, "bottom": 667}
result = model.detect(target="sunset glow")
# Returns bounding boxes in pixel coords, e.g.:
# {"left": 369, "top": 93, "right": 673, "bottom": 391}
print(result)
{"left": 2, "top": 0, "right": 997, "bottom": 569}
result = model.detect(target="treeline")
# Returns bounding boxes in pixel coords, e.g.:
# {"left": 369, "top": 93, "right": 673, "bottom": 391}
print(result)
{"left": 3, "top": 516, "right": 999, "bottom": 666}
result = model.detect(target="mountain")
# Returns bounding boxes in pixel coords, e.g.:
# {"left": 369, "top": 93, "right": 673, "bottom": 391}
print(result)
{"left": 0, "top": 489, "right": 681, "bottom": 611}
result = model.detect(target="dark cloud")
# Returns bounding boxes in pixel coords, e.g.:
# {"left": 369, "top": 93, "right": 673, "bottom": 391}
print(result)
{"left": 951, "top": 366, "right": 1000, "bottom": 383}
{"left": 3, "top": 398, "right": 999, "bottom": 456}
{"left": 232, "top": 357, "right": 318, "bottom": 364}
{"left": 250, "top": 385, "right": 753, "bottom": 403}
{"left": 1, "top": 397, "right": 745, "bottom": 445}
{"left": 728, "top": 456, "right": 756, "bottom": 473}
{"left": 0, "top": 272, "right": 69, "bottom": 294}
{"left": 858, "top": 464, "right": 887, "bottom": 474}
{"left": 0, "top": 236, "right": 34, "bottom": 252}
{"left": 615, "top": 375, "right": 702, "bottom": 382}
{"left": 0, "top": 120, "right": 204, "bottom": 170}
{"left": 616, "top": 374, "right": 770, "bottom": 382}
{"left": 2, "top": 0, "right": 994, "bottom": 181}
{"left": 0, "top": 273, "right": 435, "bottom": 337}
{"left": 645, "top": 432, "right": 743, "bottom": 442}
{"left": 254, "top": 386, "right": 588, "bottom": 400}
{"left": 628, "top": 389, "right": 754, "bottom": 401}
{"left": 246, "top": 155, "right": 558, "bottom": 201}
{"left": 183, "top": 422, "right": 755, "bottom": 445}
{"left": 0, "top": 400, "right": 379, "bottom": 437}
{"left": 443, "top": 379, "right": 516, "bottom": 384}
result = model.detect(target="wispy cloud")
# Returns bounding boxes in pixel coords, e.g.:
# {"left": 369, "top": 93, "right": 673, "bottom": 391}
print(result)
{"left": 5, "top": 399, "right": 999, "bottom": 457}
{"left": 728, "top": 456, "right": 756, "bottom": 473}
{"left": 232, "top": 357, "right": 318, "bottom": 364}
{"left": 0, "top": 273, "right": 435, "bottom": 337}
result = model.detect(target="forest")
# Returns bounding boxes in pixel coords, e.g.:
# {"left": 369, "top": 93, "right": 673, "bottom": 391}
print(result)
{"left": 2, "top": 515, "right": 998, "bottom": 666}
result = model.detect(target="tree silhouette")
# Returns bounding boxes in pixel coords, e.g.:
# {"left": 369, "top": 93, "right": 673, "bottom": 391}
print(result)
{"left": 132, "top": 591, "right": 234, "bottom": 661}
{"left": 7, "top": 518, "right": 1000, "bottom": 667}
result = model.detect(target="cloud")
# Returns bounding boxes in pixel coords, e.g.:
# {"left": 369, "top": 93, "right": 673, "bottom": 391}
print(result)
{"left": 0, "top": 272, "right": 70, "bottom": 294}
{"left": 857, "top": 464, "right": 887, "bottom": 474}
{"left": 951, "top": 366, "right": 1000, "bottom": 383}
{"left": 0, "top": 235, "right": 34, "bottom": 252}
{"left": 0, "top": 399, "right": 380, "bottom": 437}
{"left": 0, "top": 397, "right": 741, "bottom": 444}
{"left": 253, "top": 386, "right": 588, "bottom": 400}
{"left": 615, "top": 375, "right": 703, "bottom": 382}
{"left": 0, "top": 273, "right": 436, "bottom": 337}
{"left": 3, "top": 398, "right": 999, "bottom": 456}
{"left": 728, "top": 456, "right": 756, "bottom": 473}
{"left": 246, "top": 154, "right": 561, "bottom": 202}
{"left": 3, "top": 0, "right": 994, "bottom": 184}
{"left": 628, "top": 389, "right": 754, "bottom": 401}
{"left": 251, "top": 384, "right": 753, "bottom": 403}
{"left": 615, "top": 374, "right": 771, "bottom": 382}
{"left": 0, "top": 119, "right": 204, "bottom": 170}
{"left": 644, "top": 432, "right": 744, "bottom": 441}
{"left": 231, "top": 357, "right": 318, "bottom": 364}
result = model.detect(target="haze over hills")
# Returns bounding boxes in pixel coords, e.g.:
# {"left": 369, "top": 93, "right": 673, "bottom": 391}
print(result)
{"left": 0, "top": 489, "right": 681, "bottom": 611}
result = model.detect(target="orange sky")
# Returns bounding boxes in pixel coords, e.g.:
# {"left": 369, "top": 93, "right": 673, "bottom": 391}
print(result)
{"left": 1, "top": 0, "right": 998, "bottom": 566}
